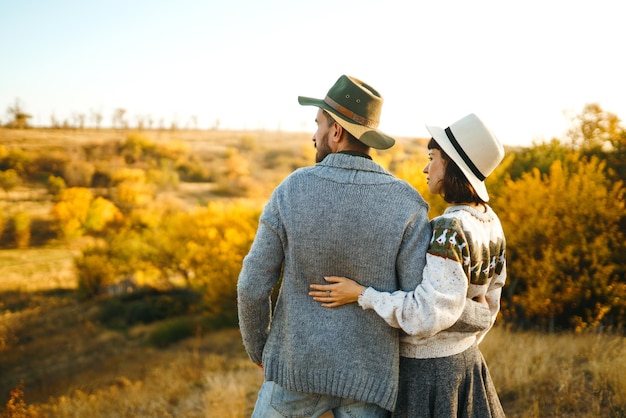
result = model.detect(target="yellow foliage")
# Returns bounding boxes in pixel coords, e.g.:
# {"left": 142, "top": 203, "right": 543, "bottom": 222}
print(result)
{"left": 108, "top": 169, "right": 155, "bottom": 209}
{"left": 492, "top": 155, "right": 626, "bottom": 330}
{"left": 84, "top": 197, "right": 123, "bottom": 232}
{"left": 51, "top": 188, "right": 94, "bottom": 238}
{"left": 110, "top": 168, "right": 147, "bottom": 185}
{"left": 149, "top": 201, "right": 261, "bottom": 315}
{"left": 51, "top": 188, "right": 123, "bottom": 239}
{"left": 224, "top": 148, "right": 250, "bottom": 180}
{"left": 121, "top": 133, "right": 155, "bottom": 163}
{"left": 155, "top": 139, "right": 190, "bottom": 160}
{"left": 114, "top": 181, "right": 155, "bottom": 208}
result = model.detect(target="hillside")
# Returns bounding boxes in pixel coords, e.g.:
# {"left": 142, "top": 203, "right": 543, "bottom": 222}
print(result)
{"left": 0, "top": 127, "right": 427, "bottom": 414}
{"left": 1, "top": 127, "right": 625, "bottom": 417}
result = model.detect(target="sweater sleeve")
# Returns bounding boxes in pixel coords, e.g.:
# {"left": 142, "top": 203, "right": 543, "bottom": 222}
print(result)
{"left": 359, "top": 253, "right": 468, "bottom": 337}
{"left": 359, "top": 217, "right": 480, "bottom": 337}
{"left": 394, "top": 202, "right": 431, "bottom": 291}
{"left": 447, "top": 298, "right": 492, "bottom": 333}
{"left": 476, "top": 256, "right": 506, "bottom": 344}
{"left": 236, "top": 199, "right": 285, "bottom": 364}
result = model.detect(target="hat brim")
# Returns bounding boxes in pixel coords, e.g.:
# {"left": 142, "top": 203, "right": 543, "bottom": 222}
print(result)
{"left": 298, "top": 96, "right": 395, "bottom": 150}
{"left": 426, "top": 124, "right": 490, "bottom": 202}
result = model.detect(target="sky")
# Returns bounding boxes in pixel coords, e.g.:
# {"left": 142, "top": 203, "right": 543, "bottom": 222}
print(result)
{"left": 0, "top": 0, "right": 624, "bottom": 147}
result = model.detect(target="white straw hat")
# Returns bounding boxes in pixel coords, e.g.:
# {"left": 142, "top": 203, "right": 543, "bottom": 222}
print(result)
{"left": 426, "top": 113, "right": 504, "bottom": 202}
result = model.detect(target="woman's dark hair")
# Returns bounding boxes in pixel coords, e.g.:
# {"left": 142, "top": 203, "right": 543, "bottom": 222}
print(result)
{"left": 427, "top": 138, "right": 486, "bottom": 205}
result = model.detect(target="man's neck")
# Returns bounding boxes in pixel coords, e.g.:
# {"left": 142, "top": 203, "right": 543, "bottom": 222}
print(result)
{"left": 336, "top": 141, "right": 370, "bottom": 156}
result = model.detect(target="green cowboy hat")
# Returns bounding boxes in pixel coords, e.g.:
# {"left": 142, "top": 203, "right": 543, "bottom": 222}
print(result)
{"left": 298, "top": 75, "right": 395, "bottom": 149}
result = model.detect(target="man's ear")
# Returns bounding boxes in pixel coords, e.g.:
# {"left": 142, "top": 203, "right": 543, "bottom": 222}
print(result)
{"left": 331, "top": 122, "right": 343, "bottom": 143}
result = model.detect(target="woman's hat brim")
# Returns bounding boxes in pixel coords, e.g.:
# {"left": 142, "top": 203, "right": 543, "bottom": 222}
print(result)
{"left": 298, "top": 96, "right": 395, "bottom": 150}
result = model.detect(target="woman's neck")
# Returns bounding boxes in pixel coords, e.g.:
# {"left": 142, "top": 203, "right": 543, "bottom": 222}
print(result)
{"left": 448, "top": 202, "right": 487, "bottom": 212}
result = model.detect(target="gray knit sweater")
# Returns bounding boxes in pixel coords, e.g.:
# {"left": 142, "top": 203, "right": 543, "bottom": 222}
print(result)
{"left": 237, "top": 153, "right": 431, "bottom": 411}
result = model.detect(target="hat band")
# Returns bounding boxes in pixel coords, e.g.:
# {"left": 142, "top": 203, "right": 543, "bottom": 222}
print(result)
{"left": 445, "top": 127, "right": 486, "bottom": 181}
{"left": 324, "top": 96, "right": 379, "bottom": 129}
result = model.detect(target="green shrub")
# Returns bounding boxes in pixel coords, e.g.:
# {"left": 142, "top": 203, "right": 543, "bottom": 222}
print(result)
{"left": 148, "top": 317, "right": 196, "bottom": 348}
{"left": 96, "top": 288, "right": 201, "bottom": 329}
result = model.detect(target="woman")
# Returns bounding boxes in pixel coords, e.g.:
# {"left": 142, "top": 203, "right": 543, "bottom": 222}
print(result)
{"left": 310, "top": 113, "right": 507, "bottom": 417}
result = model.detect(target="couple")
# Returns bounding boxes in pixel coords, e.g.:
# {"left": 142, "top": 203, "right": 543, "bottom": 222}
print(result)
{"left": 237, "top": 75, "right": 506, "bottom": 417}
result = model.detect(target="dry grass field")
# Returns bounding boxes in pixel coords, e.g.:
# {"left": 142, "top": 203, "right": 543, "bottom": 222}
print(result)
{"left": 0, "top": 126, "right": 313, "bottom": 154}
{"left": 2, "top": 285, "right": 625, "bottom": 418}
{"left": 1, "top": 128, "right": 625, "bottom": 417}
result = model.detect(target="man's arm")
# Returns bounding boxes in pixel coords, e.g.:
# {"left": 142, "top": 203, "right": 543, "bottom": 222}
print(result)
{"left": 395, "top": 203, "right": 431, "bottom": 292}
{"left": 237, "top": 203, "right": 285, "bottom": 364}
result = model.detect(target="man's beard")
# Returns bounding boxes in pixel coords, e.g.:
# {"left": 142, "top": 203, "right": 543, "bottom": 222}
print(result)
{"left": 315, "top": 131, "right": 332, "bottom": 163}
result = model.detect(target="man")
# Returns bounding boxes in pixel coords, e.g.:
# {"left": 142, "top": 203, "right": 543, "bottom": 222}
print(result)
{"left": 237, "top": 75, "right": 431, "bottom": 417}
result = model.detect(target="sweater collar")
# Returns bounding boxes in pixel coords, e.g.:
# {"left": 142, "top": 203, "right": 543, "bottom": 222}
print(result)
{"left": 337, "top": 150, "right": 372, "bottom": 160}
{"left": 444, "top": 204, "right": 495, "bottom": 222}
{"left": 317, "top": 153, "right": 390, "bottom": 175}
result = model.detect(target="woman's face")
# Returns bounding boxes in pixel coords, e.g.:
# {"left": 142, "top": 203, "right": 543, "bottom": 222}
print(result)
{"left": 423, "top": 148, "right": 446, "bottom": 195}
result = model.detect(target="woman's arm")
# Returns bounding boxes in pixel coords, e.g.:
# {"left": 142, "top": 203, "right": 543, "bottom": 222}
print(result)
{"left": 309, "top": 276, "right": 365, "bottom": 308}
{"left": 311, "top": 277, "right": 492, "bottom": 335}
{"left": 309, "top": 218, "right": 495, "bottom": 337}
{"left": 309, "top": 255, "right": 469, "bottom": 337}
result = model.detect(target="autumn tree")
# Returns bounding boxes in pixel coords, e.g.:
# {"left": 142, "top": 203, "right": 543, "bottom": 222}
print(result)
{"left": 493, "top": 153, "right": 626, "bottom": 332}
{"left": 75, "top": 247, "right": 119, "bottom": 298}
{"left": 504, "top": 139, "right": 572, "bottom": 181}
{"left": 71, "top": 112, "right": 86, "bottom": 129}
{"left": 567, "top": 103, "right": 624, "bottom": 152}
{"left": 109, "top": 168, "right": 155, "bottom": 212}
{"left": 145, "top": 201, "right": 260, "bottom": 319}
{"left": 90, "top": 109, "right": 103, "bottom": 129}
{"left": 50, "top": 188, "right": 93, "bottom": 238}
{"left": 84, "top": 197, "right": 123, "bottom": 233}
{"left": 74, "top": 200, "right": 260, "bottom": 323}
{"left": 567, "top": 103, "right": 626, "bottom": 183}
{"left": 5, "top": 98, "right": 32, "bottom": 129}
{"left": 51, "top": 188, "right": 122, "bottom": 239}
{"left": 112, "top": 108, "right": 127, "bottom": 129}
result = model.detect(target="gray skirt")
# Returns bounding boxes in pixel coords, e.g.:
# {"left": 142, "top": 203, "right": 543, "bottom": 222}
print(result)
{"left": 393, "top": 344, "right": 505, "bottom": 418}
